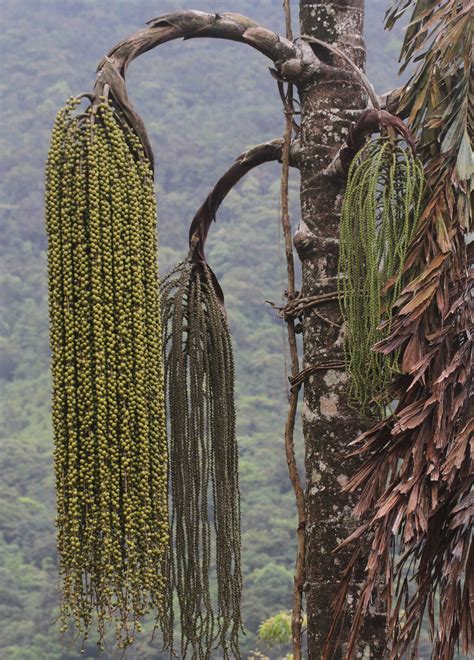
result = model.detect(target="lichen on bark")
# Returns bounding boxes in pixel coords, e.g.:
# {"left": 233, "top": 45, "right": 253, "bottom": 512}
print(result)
{"left": 297, "top": 0, "right": 386, "bottom": 656}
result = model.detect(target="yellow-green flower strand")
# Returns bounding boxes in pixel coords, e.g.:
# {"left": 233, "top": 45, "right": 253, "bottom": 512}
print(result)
{"left": 46, "top": 98, "right": 168, "bottom": 650}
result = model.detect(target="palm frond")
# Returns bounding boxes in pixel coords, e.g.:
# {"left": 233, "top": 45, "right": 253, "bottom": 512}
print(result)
{"left": 333, "top": 2, "right": 473, "bottom": 657}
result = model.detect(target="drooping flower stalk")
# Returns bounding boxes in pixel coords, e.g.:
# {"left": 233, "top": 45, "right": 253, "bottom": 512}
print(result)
{"left": 46, "top": 97, "right": 168, "bottom": 650}
{"left": 160, "top": 257, "right": 242, "bottom": 660}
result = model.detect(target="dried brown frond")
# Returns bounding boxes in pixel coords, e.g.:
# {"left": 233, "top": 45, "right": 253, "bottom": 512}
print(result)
{"left": 329, "top": 2, "right": 473, "bottom": 657}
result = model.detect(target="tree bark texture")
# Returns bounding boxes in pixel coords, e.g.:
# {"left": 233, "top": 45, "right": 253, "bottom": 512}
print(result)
{"left": 89, "top": 8, "right": 389, "bottom": 656}
{"left": 297, "top": 1, "right": 386, "bottom": 657}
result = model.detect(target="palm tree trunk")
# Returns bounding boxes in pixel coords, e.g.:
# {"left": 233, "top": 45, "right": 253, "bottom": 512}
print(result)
{"left": 297, "top": 1, "right": 386, "bottom": 656}
{"left": 89, "top": 7, "right": 389, "bottom": 654}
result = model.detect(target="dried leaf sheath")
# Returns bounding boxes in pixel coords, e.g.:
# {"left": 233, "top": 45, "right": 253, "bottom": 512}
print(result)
{"left": 330, "top": 2, "right": 473, "bottom": 658}
{"left": 160, "top": 260, "right": 242, "bottom": 659}
{"left": 46, "top": 98, "right": 168, "bottom": 649}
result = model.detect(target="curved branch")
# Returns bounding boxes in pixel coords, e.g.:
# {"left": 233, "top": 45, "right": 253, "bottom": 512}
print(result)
{"left": 103, "top": 11, "right": 300, "bottom": 76}
{"left": 183, "top": 137, "right": 299, "bottom": 308}
{"left": 325, "top": 109, "right": 417, "bottom": 177}
{"left": 92, "top": 12, "right": 316, "bottom": 167}
{"left": 188, "top": 138, "right": 300, "bottom": 263}
{"left": 378, "top": 87, "right": 409, "bottom": 118}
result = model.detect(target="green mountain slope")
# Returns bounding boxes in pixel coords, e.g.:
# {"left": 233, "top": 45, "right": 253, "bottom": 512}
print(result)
{"left": 0, "top": 2, "right": 420, "bottom": 658}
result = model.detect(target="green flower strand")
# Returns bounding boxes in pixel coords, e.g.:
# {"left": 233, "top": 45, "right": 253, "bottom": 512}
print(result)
{"left": 338, "top": 136, "right": 424, "bottom": 415}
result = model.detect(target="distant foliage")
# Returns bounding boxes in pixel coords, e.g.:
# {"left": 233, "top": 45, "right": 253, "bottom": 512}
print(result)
{"left": 258, "top": 610, "right": 307, "bottom": 658}
{"left": 258, "top": 610, "right": 293, "bottom": 647}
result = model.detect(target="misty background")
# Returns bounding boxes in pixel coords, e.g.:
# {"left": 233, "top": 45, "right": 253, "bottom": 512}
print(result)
{"left": 0, "top": 1, "right": 421, "bottom": 657}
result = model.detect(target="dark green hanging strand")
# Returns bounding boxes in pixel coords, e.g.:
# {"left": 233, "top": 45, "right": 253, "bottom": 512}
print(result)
{"left": 160, "top": 259, "right": 242, "bottom": 659}
{"left": 338, "top": 136, "right": 424, "bottom": 415}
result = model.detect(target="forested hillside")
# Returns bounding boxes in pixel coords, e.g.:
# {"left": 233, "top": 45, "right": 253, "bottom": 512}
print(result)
{"left": 1, "top": 1, "right": 414, "bottom": 657}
